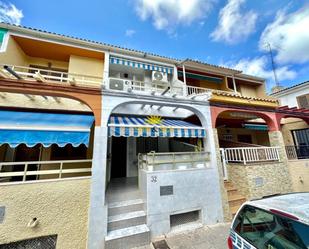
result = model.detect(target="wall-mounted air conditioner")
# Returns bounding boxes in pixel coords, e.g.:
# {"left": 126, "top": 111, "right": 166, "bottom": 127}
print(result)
{"left": 108, "top": 78, "right": 132, "bottom": 92}
{"left": 152, "top": 71, "right": 168, "bottom": 83}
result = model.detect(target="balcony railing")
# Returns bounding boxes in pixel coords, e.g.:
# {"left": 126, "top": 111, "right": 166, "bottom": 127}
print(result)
{"left": 186, "top": 85, "right": 240, "bottom": 97}
{"left": 138, "top": 151, "right": 210, "bottom": 171}
{"left": 0, "top": 159, "right": 92, "bottom": 183}
{"left": 223, "top": 147, "right": 280, "bottom": 165}
{"left": 286, "top": 145, "right": 309, "bottom": 160}
{"left": 1, "top": 64, "right": 103, "bottom": 87}
{"left": 107, "top": 77, "right": 184, "bottom": 96}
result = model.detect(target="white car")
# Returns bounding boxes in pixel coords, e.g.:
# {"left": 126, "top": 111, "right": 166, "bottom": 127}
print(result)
{"left": 228, "top": 193, "right": 309, "bottom": 249}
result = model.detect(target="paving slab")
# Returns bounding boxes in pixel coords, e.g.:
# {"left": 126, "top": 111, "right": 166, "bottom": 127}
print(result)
{"left": 133, "top": 223, "right": 230, "bottom": 249}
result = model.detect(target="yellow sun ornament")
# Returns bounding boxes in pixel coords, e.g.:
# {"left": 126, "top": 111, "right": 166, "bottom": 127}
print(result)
{"left": 146, "top": 115, "right": 163, "bottom": 125}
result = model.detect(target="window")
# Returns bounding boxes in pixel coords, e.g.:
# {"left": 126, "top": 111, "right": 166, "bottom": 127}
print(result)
{"left": 237, "top": 134, "right": 252, "bottom": 144}
{"left": 297, "top": 94, "right": 309, "bottom": 109}
{"left": 233, "top": 205, "right": 309, "bottom": 249}
{"left": 292, "top": 129, "right": 309, "bottom": 146}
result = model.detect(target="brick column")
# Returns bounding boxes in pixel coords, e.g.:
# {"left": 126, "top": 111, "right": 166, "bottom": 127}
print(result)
{"left": 268, "top": 130, "right": 293, "bottom": 193}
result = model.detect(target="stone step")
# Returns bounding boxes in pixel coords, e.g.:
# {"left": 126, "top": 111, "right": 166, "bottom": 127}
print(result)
{"left": 108, "top": 211, "right": 146, "bottom": 231}
{"left": 108, "top": 199, "right": 144, "bottom": 216}
{"left": 228, "top": 193, "right": 246, "bottom": 202}
{"left": 230, "top": 205, "right": 242, "bottom": 216}
{"left": 105, "top": 224, "right": 150, "bottom": 249}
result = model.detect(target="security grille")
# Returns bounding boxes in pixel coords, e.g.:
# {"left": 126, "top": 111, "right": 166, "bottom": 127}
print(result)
{"left": 170, "top": 210, "right": 200, "bottom": 228}
{"left": 0, "top": 235, "right": 57, "bottom": 249}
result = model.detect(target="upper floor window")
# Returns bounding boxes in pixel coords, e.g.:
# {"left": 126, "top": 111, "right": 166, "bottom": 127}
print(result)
{"left": 297, "top": 94, "right": 309, "bottom": 109}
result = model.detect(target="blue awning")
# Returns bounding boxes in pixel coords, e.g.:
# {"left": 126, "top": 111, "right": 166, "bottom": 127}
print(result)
{"left": 110, "top": 56, "right": 174, "bottom": 74}
{"left": 0, "top": 110, "right": 94, "bottom": 148}
{"left": 243, "top": 124, "right": 268, "bottom": 131}
{"left": 108, "top": 115, "right": 206, "bottom": 138}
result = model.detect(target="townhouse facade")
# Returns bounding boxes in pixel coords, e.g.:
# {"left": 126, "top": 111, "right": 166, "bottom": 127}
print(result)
{"left": 0, "top": 23, "right": 308, "bottom": 249}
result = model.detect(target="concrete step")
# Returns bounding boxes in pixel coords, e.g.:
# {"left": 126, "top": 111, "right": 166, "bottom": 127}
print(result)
{"left": 105, "top": 224, "right": 150, "bottom": 249}
{"left": 230, "top": 205, "right": 242, "bottom": 215}
{"left": 108, "top": 199, "right": 144, "bottom": 216}
{"left": 108, "top": 211, "right": 146, "bottom": 231}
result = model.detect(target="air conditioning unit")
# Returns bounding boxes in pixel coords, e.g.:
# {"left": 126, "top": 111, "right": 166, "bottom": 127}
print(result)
{"left": 152, "top": 71, "right": 168, "bottom": 83}
{"left": 108, "top": 78, "right": 132, "bottom": 92}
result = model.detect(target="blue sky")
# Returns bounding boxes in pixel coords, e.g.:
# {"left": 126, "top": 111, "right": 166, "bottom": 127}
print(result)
{"left": 0, "top": 0, "right": 309, "bottom": 92}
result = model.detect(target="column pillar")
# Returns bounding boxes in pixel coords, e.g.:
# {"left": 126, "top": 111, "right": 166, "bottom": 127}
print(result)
{"left": 87, "top": 125, "right": 109, "bottom": 249}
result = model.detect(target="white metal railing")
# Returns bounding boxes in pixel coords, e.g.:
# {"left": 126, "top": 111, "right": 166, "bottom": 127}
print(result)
{"left": 1, "top": 64, "right": 103, "bottom": 87}
{"left": 186, "top": 85, "right": 240, "bottom": 97}
{"left": 0, "top": 159, "right": 92, "bottom": 183}
{"left": 223, "top": 147, "right": 280, "bottom": 165}
{"left": 107, "top": 77, "right": 184, "bottom": 96}
{"left": 138, "top": 151, "right": 210, "bottom": 171}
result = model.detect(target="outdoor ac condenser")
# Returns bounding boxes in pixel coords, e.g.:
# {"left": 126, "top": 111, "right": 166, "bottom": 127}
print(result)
{"left": 152, "top": 71, "right": 168, "bottom": 83}
{"left": 109, "top": 78, "right": 132, "bottom": 92}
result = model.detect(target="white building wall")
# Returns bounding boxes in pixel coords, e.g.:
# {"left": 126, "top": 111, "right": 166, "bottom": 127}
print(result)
{"left": 273, "top": 84, "right": 309, "bottom": 108}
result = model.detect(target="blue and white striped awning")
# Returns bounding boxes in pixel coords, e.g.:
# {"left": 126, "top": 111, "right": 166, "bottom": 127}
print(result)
{"left": 0, "top": 110, "right": 94, "bottom": 148}
{"left": 108, "top": 116, "right": 206, "bottom": 138}
{"left": 110, "top": 56, "right": 174, "bottom": 74}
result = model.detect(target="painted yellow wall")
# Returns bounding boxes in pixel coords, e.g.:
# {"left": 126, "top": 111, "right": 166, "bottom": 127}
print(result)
{"left": 239, "top": 84, "right": 258, "bottom": 97}
{"left": 0, "top": 178, "right": 90, "bottom": 249}
{"left": 68, "top": 55, "right": 104, "bottom": 78}
{"left": 27, "top": 56, "right": 69, "bottom": 70}
{"left": 288, "top": 159, "right": 309, "bottom": 192}
{"left": 217, "top": 128, "right": 270, "bottom": 146}
{"left": 0, "top": 36, "right": 28, "bottom": 66}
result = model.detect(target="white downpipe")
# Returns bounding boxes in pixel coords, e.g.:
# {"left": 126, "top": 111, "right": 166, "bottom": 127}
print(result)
{"left": 232, "top": 75, "right": 237, "bottom": 93}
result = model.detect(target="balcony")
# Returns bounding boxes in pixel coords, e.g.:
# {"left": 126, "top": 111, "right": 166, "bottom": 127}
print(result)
{"left": 222, "top": 146, "right": 280, "bottom": 165}
{"left": 0, "top": 159, "right": 92, "bottom": 183}
{"left": 138, "top": 151, "right": 210, "bottom": 171}
{"left": 0, "top": 64, "right": 103, "bottom": 88}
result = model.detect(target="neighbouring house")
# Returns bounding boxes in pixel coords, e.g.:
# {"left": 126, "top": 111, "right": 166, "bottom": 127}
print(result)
{"left": 271, "top": 82, "right": 309, "bottom": 193}
{"left": 0, "top": 23, "right": 308, "bottom": 249}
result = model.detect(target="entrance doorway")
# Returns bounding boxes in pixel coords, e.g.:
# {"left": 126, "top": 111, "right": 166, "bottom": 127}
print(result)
{"left": 111, "top": 137, "right": 127, "bottom": 178}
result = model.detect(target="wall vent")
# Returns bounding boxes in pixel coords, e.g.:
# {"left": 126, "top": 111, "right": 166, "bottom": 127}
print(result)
{"left": 170, "top": 210, "right": 200, "bottom": 229}
{"left": 0, "top": 235, "right": 57, "bottom": 249}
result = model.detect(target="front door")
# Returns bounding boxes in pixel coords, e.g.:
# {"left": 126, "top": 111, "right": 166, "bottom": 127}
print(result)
{"left": 111, "top": 137, "right": 127, "bottom": 178}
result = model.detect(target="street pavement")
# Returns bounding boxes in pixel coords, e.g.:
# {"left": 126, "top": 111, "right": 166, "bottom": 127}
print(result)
{"left": 134, "top": 223, "right": 230, "bottom": 249}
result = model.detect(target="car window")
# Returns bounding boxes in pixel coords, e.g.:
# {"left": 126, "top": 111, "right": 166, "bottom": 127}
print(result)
{"left": 233, "top": 205, "right": 309, "bottom": 249}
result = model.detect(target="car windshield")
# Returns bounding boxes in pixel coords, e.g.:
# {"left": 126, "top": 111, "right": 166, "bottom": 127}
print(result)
{"left": 233, "top": 205, "right": 309, "bottom": 249}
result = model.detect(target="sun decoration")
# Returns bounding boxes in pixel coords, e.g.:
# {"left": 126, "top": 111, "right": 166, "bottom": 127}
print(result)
{"left": 146, "top": 115, "right": 163, "bottom": 125}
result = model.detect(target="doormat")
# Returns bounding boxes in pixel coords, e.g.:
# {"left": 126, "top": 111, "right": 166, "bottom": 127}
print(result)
{"left": 152, "top": 240, "right": 170, "bottom": 249}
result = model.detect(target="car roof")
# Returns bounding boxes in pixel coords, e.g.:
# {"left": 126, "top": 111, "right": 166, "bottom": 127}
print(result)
{"left": 247, "top": 193, "right": 309, "bottom": 225}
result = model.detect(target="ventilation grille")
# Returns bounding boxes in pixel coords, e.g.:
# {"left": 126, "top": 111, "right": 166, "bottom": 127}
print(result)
{"left": 170, "top": 210, "right": 200, "bottom": 228}
{"left": 0, "top": 235, "right": 57, "bottom": 249}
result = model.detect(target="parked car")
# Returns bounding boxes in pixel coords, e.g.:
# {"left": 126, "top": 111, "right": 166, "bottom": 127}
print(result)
{"left": 228, "top": 193, "right": 309, "bottom": 249}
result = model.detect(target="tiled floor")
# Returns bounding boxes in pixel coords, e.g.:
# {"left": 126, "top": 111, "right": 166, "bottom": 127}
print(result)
{"left": 133, "top": 223, "right": 230, "bottom": 249}
{"left": 106, "top": 177, "right": 141, "bottom": 203}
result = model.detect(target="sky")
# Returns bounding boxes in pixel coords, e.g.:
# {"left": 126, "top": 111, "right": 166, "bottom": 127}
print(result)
{"left": 0, "top": 0, "right": 308, "bottom": 92}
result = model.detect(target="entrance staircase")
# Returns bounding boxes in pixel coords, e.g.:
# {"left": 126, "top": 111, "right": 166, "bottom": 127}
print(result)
{"left": 105, "top": 178, "right": 150, "bottom": 249}
{"left": 224, "top": 181, "right": 247, "bottom": 216}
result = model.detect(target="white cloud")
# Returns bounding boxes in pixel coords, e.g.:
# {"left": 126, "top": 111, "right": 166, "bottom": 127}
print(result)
{"left": 0, "top": 2, "right": 23, "bottom": 25}
{"left": 259, "top": 6, "right": 309, "bottom": 64}
{"left": 224, "top": 56, "right": 297, "bottom": 88}
{"left": 125, "top": 29, "right": 136, "bottom": 37}
{"left": 134, "top": 0, "right": 215, "bottom": 32}
{"left": 210, "top": 0, "right": 257, "bottom": 44}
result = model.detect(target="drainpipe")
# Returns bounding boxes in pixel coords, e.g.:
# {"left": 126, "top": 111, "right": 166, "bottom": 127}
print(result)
{"left": 182, "top": 64, "right": 187, "bottom": 85}
{"left": 232, "top": 75, "right": 237, "bottom": 93}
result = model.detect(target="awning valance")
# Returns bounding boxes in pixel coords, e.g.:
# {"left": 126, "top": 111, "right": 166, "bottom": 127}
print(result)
{"left": 243, "top": 124, "right": 268, "bottom": 131}
{"left": 108, "top": 115, "right": 206, "bottom": 138}
{"left": 110, "top": 56, "right": 174, "bottom": 74}
{"left": 0, "top": 110, "right": 94, "bottom": 148}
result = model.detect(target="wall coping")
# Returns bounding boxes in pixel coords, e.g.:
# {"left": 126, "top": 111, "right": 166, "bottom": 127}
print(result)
{"left": 0, "top": 176, "right": 91, "bottom": 187}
